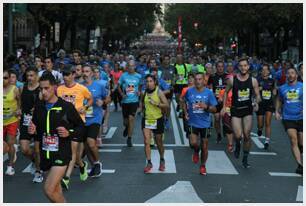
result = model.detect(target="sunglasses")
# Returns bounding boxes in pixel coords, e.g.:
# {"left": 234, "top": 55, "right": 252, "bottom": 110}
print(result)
{"left": 3, "top": 76, "right": 9, "bottom": 79}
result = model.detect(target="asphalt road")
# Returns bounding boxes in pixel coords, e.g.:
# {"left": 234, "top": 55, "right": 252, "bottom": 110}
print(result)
{"left": 3, "top": 103, "right": 303, "bottom": 203}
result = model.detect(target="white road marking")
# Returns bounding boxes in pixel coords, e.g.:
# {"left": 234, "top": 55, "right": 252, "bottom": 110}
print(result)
{"left": 98, "top": 149, "right": 122, "bottom": 152}
{"left": 173, "top": 100, "right": 189, "bottom": 146}
{"left": 251, "top": 137, "right": 264, "bottom": 149}
{"left": 145, "top": 181, "right": 203, "bottom": 203}
{"left": 269, "top": 172, "right": 302, "bottom": 177}
{"left": 206, "top": 150, "right": 239, "bottom": 175}
{"left": 103, "top": 127, "right": 117, "bottom": 139}
{"left": 148, "top": 149, "right": 176, "bottom": 173}
{"left": 22, "top": 163, "right": 34, "bottom": 173}
{"left": 296, "top": 185, "right": 303, "bottom": 202}
{"left": 87, "top": 169, "right": 115, "bottom": 174}
{"left": 170, "top": 101, "right": 182, "bottom": 146}
{"left": 250, "top": 151, "right": 277, "bottom": 156}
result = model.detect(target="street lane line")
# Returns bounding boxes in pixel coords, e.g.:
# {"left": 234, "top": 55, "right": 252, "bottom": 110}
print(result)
{"left": 145, "top": 181, "right": 203, "bottom": 203}
{"left": 87, "top": 169, "right": 115, "bottom": 174}
{"left": 173, "top": 100, "right": 189, "bottom": 146}
{"left": 269, "top": 172, "right": 302, "bottom": 177}
{"left": 149, "top": 149, "right": 176, "bottom": 173}
{"left": 251, "top": 137, "right": 264, "bottom": 149}
{"left": 250, "top": 151, "right": 277, "bottom": 156}
{"left": 103, "top": 127, "right": 117, "bottom": 139}
{"left": 206, "top": 150, "right": 239, "bottom": 175}
{"left": 98, "top": 149, "right": 122, "bottom": 152}
{"left": 170, "top": 102, "right": 182, "bottom": 145}
{"left": 296, "top": 185, "right": 303, "bottom": 202}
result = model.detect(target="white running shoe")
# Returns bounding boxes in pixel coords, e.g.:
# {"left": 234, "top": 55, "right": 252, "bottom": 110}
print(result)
{"left": 5, "top": 166, "right": 15, "bottom": 176}
{"left": 33, "top": 171, "right": 44, "bottom": 183}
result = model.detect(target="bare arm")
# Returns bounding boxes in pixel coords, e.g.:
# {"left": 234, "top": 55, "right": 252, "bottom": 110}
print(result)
{"left": 223, "top": 77, "right": 233, "bottom": 109}
{"left": 158, "top": 90, "right": 169, "bottom": 109}
{"left": 252, "top": 77, "right": 261, "bottom": 104}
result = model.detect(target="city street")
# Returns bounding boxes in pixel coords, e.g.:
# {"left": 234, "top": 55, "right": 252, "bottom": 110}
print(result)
{"left": 3, "top": 103, "right": 303, "bottom": 203}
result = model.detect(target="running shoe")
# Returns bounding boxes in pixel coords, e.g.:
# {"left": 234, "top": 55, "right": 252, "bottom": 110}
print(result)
{"left": 144, "top": 163, "right": 153, "bottom": 174}
{"left": 89, "top": 162, "right": 103, "bottom": 177}
{"left": 264, "top": 142, "right": 269, "bottom": 150}
{"left": 200, "top": 165, "right": 207, "bottom": 175}
{"left": 242, "top": 157, "right": 250, "bottom": 168}
{"left": 61, "top": 177, "right": 70, "bottom": 190}
{"left": 123, "top": 127, "right": 128, "bottom": 137}
{"left": 192, "top": 151, "right": 199, "bottom": 164}
{"left": 216, "top": 134, "right": 222, "bottom": 144}
{"left": 33, "top": 171, "right": 43, "bottom": 183}
{"left": 227, "top": 144, "right": 234, "bottom": 153}
{"left": 127, "top": 137, "right": 133, "bottom": 147}
{"left": 5, "top": 166, "right": 15, "bottom": 176}
{"left": 159, "top": 160, "right": 165, "bottom": 172}
{"left": 257, "top": 129, "right": 262, "bottom": 137}
{"left": 296, "top": 164, "right": 303, "bottom": 175}
{"left": 80, "top": 161, "right": 88, "bottom": 181}
{"left": 234, "top": 141, "right": 241, "bottom": 159}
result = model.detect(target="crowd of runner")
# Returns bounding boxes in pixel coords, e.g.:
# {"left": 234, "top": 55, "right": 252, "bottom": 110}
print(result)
{"left": 3, "top": 49, "right": 303, "bottom": 202}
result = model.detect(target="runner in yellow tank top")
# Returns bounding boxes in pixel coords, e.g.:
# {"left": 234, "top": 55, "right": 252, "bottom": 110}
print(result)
{"left": 141, "top": 74, "right": 169, "bottom": 173}
{"left": 3, "top": 70, "right": 21, "bottom": 176}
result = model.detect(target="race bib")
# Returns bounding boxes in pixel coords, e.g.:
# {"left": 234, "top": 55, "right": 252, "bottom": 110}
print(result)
{"left": 3, "top": 107, "right": 13, "bottom": 119}
{"left": 262, "top": 90, "right": 272, "bottom": 100}
{"left": 85, "top": 106, "right": 94, "bottom": 118}
{"left": 165, "top": 80, "right": 172, "bottom": 85}
{"left": 238, "top": 89, "right": 250, "bottom": 102}
{"left": 145, "top": 119, "right": 157, "bottom": 129}
{"left": 126, "top": 84, "right": 135, "bottom": 95}
{"left": 62, "top": 95, "right": 76, "bottom": 106}
{"left": 178, "top": 74, "right": 185, "bottom": 81}
{"left": 192, "top": 102, "right": 204, "bottom": 113}
{"left": 42, "top": 133, "right": 59, "bottom": 152}
{"left": 286, "top": 90, "right": 299, "bottom": 102}
{"left": 225, "top": 107, "right": 231, "bottom": 114}
{"left": 23, "top": 114, "right": 33, "bottom": 126}
{"left": 215, "top": 88, "right": 221, "bottom": 97}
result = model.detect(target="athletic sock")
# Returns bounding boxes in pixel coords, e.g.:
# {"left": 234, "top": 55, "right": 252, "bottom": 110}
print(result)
{"left": 147, "top": 160, "right": 152, "bottom": 165}
{"left": 265, "top": 138, "right": 270, "bottom": 144}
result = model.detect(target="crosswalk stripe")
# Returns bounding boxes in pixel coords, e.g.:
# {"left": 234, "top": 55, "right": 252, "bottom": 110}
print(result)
{"left": 250, "top": 151, "right": 277, "bottom": 156}
{"left": 296, "top": 185, "right": 303, "bottom": 202}
{"left": 170, "top": 102, "right": 182, "bottom": 146}
{"left": 251, "top": 137, "right": 264, "bottom": 149}
{"left": 87, "top": 169, "right": 115, "bottom": 174}
{"left": 206, "top": 150, "right": 239, "bottom": 175}
{"left": 103, "top": 127, "right": 117, "bottom": 139}
{"left": 98, "top": 149, "right": 122, "bottom": 152}
{"left": 269, "top": 172, "right": 302, "bottom": 177}
{"left": 145, "top": 181, "right": 204, "bottom": 203}
{"left": 148, "top": 149, "right": 176, "bottom": 173}
{"left": 99, "top": 143, "right": 188, "bottom": 147}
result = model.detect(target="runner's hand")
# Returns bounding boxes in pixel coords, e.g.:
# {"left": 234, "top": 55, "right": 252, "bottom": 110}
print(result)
{"left": 253, "top": 102, "right": 259, "bottom": 112}
{"left": 96, "top": 99, "right": 104, "bottom": 107}
{"left": 220, "top": 107, "right": 226, "bottom": 117}
{"left": 149, "top": 98, "right": 158, "bottom": 106}
{"left": 79, "top": 106, "right": 86, "bottom": 114}
{"left": 185, "top": 113, "right": 189, "bottom": 120}
{"left": 198, "top": 102, "right": 208, "bottom": 110}
{"left": 56, "top": 127, "right": 69, "bottom": 138}
{"left": 28, "top": 121, "right": 36, "bottom": 135}
{"left": 275, "top": 111, "right": 281, "bottom": 120}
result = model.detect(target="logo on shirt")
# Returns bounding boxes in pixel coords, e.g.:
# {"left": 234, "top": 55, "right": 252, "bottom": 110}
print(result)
{"left": 286, "top": 89, "right": 300, "bottom": 103}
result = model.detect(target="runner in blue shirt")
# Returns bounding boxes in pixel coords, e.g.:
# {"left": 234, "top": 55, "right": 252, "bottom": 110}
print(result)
{"left": 118, "top": 60, "right": 142, "bottom": 147}
{"left": 82, "top": 65, "right": 109, "bottom": 177}
{"left": 275, "top": 67, "right": 303, "bottom": 175}
{"left": 183, "top": 72, "right": 217, "bottom": 175}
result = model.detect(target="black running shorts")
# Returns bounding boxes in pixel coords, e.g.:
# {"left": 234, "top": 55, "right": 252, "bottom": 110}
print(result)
{"left": 282, "top": 119, "right": 303, "bottom": 132}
